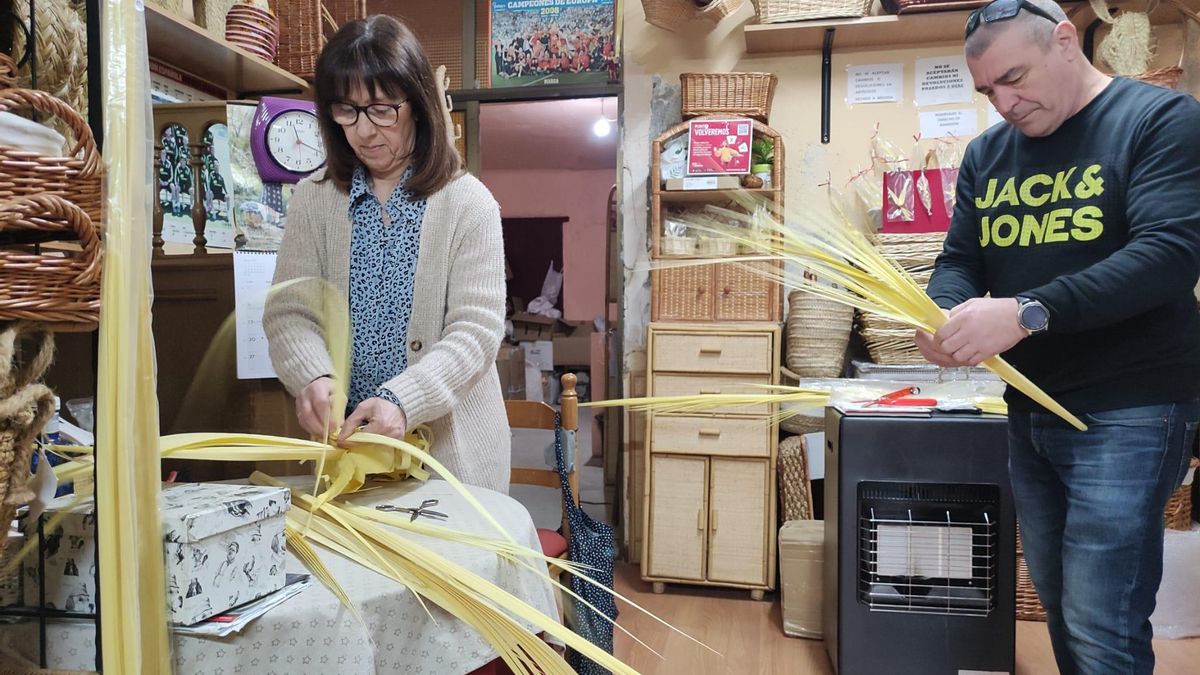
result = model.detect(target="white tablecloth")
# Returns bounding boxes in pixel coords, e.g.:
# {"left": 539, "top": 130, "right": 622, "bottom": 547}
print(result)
{"left": 0, "top": 478, "right": 559, "bottom": 674}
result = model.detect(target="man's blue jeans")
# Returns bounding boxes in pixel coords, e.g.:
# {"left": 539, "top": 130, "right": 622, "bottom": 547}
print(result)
{"left": 1008, "top": 400, "right": 1200, "bottom": 674}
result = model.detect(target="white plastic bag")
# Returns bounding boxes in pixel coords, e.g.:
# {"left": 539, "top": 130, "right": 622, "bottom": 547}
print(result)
{"left": 1151, "top": 525, "right": 1200, "bottom": 639}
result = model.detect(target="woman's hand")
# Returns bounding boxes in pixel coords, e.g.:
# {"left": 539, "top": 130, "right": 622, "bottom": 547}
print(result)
{"left": 338, "top": 396, "right": 408, "bottom": 445}
{"left": 297, "top": 376, "right": 340, "bottom": 440}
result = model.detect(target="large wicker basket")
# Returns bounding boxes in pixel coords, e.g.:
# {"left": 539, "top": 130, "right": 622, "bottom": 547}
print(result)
{"left": 270, "top": 0, "right": 322, "bottom": 79}
{"left": 786, "top": 290, "right": 852, "bottom": 377}
{"left": 641, "top": 0, "right": 696, "bottom": 31}
{"left": 0, "top": 88, "right": 103, "bottom": 229}
{"left": 879, "top": 0, "right": 987, "bottom": 14}
{"left": 0, "top": 195, "right": 103, "bottom": 327}
{"left": 697, "top": 0, "right": 749, "bottom": 23}
{"left": 1017, "top": 462, "right": 1198, "bottom": 622}
{"left": 681, "top": 72, "right": 778, "bottom": 122}
{"left": 750, "top": 0, "right": 873, "bottom": 23}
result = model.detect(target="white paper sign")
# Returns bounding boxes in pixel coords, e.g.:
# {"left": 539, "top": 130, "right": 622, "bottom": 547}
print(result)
{"left": 846, "top": 64, "right": 903, "bottom": 104}
{"left": 915, "top": 55, "right": 974, "bottom": 107}
{"left": 233, "top": 250, "right": 278, "bottom": 380}
{"left": 920, "top": 109, "right": 978, "bottom": 139}
{"left": 987, "top": 105, "right": 1006, "bottom": 128}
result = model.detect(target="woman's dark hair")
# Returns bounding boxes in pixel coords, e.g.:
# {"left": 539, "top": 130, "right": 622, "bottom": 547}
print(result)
{"left": 314, "top": 15, "right": 460, "bottom": 197}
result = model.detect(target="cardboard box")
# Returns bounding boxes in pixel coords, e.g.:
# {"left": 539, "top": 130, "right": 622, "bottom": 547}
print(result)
{"left": 24, "top": 483, "right": 289, "bottom": 624}
{"left": 510, "top": 312, "right": 566, "bottom": 342}
{"left": 496, "top": 343, "right": 527, "bottom": 400}
{"left": 779, "top": 520, "right": 824, "bottom": 639}
{"left": 553, "top": 334, "right": 592, "bottom": 366}
{"left": 664, "top": 175, "right": 742, "bottom": 191}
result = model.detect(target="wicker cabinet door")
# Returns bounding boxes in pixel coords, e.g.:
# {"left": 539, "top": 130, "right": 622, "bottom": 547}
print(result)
{"left": 646, "top": 455, "right": 708, "bottom": 581}
{"left": 713, "top": 261, "right": 780, "bottom": 322}
{"left": 652, "top": 266, "right": 713, "bottom": 321}
{"left": 707, "top": 457, "right": 769, "bottom": 586}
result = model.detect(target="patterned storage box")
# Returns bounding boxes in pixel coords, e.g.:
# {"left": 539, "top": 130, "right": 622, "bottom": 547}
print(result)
{"left": 23, "top": 483, "right": 289, "bottom": 624}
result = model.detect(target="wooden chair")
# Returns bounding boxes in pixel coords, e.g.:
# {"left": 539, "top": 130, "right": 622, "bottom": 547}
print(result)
{"left": 506, "top": 373, "right": 579, "bottom": 571}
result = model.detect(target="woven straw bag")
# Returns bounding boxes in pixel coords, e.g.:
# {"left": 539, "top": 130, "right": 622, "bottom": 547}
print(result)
{"left": 778, "top": 435, "right": 814, "bottom": 522}
{"left": 0, "top": 323, "right": 56, "bottom": 559}
{"left": 9, "top": 0, "right": 89, "bottom": 135}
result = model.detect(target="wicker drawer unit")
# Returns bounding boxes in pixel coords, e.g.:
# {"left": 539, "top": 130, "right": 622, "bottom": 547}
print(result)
{"left": 643, "top": 323, "right": 781, "bottom": 598}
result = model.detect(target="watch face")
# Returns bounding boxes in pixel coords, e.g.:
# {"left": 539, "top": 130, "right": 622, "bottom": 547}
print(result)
{"left": 265, "top": 110, "right": 326, "bottom": 174}
{"left": 1022, "top": 303, "right": 1050, "bottom": 331}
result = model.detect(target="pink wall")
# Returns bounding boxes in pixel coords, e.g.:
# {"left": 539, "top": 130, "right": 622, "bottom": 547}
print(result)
{"left": 480, "top": 168, "right": 615, "bottom": 322}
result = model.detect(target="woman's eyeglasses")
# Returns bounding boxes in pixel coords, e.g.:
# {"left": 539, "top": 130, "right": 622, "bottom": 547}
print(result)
{"left": 329, "top": 101, "right": 408, "bottom": 127}
{"left": 965, "top": 0, "right": 1060, "bottom": 40}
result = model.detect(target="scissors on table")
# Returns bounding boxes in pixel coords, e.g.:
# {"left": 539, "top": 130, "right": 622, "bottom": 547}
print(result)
{"left": 376, "top": 498, "right": 449, "bottom": 522}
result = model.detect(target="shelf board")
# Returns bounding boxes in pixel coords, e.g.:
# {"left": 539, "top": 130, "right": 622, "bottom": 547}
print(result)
{"left": 145, "top": 6, "right": 311, "bottom": 98}
{"left": 744, "top": 0, "right": 1198, "bottom": 55}
{"left": 656, "top": 188, "right": 779, "bottom": 204}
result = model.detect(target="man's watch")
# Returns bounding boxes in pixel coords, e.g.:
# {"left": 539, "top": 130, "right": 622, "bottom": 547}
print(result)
{"left": 1016, "top": 296, "right": 1050, "bottom": 334}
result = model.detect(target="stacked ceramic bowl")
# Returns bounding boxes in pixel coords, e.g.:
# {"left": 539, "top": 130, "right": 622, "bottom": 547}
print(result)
{"left": 224, "top": 3, "right": 279, "bottom": 64}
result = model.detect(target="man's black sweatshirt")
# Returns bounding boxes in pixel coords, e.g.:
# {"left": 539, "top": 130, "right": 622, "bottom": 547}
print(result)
{"left": 927, "top": 77, "right": 1200, "bottom": 415}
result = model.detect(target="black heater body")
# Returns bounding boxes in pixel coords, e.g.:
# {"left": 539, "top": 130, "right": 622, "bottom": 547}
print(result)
{"left": 824, "top": 409, "right": 1015, "bottom": 675}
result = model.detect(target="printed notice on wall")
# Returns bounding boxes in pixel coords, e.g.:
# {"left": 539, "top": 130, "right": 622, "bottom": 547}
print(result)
{"left": 846, "top": 64, "right": 903, "bottom": 104}
{"left": 919, "top": 109, "right": 978, "bottom": 139}
{"left": 915, "top": 55, "right": 973, "bottom": 107}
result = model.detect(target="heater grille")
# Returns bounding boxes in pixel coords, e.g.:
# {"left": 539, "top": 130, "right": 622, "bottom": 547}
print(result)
{"left": 858, "top": 481, "right": 999, "bottom": 616}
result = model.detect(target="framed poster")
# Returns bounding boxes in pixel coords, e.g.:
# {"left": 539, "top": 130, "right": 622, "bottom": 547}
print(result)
{"left": 488, "top": 0, "right": 618, "bottom": 88}
{"left": 686, "top": 118, "right": 753, "bottom": 176}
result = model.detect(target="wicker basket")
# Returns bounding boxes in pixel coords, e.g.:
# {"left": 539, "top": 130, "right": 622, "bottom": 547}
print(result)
{"left": 680, "top": 72, "right": 778, "bottom": 122}
{"left": 696, "top": 236, "right": 738, "bottom": 256}
{"left": 750, "top": 0, "right": 873, "bottom": 23}
{"left": 0, "top": 195, "right": 103, "bottom": 327}
{"left": 642, "top": 0, "right": 699, "bottom": 31}
{"left": 10, "top": 0, "right": 89, "bottom": 136}
{"left": 195, "top": 0, "right": 241, "bottom": 33}
{"left": 879, "top": 0, "right": 987, "bottom": 14}
{"left": 662, "top": 235, "right": 697, "bottom": 256}
{"left": 697, "top": 0, "right": 748, "bottom": 23}
{"left": 778, "top": 435, "right": 814, "bottom": 522}
{"left": 1017, "top": 465, "right": 1198, "bottom": 622}
{"left": 323, "top": 0, "right": 367, "bottom": 37}
{"left": 786, "top": 290, "right": 852, "bottom": 377}
{"left": 871, "top": 231, "right": 946, "bottom": 270}
{"left": 0, "top": 89, "right": 103, "bottom": 228}
{"left": 270, "top": 0, "right": 321, "bottom": 79}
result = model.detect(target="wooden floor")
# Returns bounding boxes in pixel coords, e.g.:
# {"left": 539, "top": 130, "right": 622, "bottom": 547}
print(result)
{"left": 612, "top": 563, "right": 1200, "bottom": 674}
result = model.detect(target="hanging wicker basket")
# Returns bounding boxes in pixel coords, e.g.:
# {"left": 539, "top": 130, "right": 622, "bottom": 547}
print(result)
{"left": 642, "top": 0, "right": 700, "bottom": 31}
{"left": 697, "top": 0, "right": 749, "bottom": 23}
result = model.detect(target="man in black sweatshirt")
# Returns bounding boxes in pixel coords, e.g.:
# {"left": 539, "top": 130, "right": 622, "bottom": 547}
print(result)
{"left": 918, "top": 0, "right": 1200, "bottom": 672}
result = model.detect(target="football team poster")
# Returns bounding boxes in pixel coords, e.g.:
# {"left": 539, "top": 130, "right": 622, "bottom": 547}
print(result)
{"left": 489, "top": 0, "right": 618, "bottom": 88}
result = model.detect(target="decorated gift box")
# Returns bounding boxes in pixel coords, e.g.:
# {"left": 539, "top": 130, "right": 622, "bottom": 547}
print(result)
{"left": 23, "top": 482, "right": 289, "bottom": 625}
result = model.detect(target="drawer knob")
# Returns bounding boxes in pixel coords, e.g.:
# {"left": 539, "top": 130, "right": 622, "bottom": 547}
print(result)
{"left": 697, "top": 509, "right": 705, "bottom": 531}
{"left": 698, "top": 347, "right": 723, "bottom": 355}
{"left": 710, "top": 509, "right": 718, "bottom": 532}
{"left": 699, "top": 388, "right": 722, "bottom": 395}
{"left": 698, "top": 428, "right": 722, "bottom": 438}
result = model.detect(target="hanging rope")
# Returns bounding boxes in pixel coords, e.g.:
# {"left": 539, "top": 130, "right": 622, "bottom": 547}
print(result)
{"left": 0, "top": 322, "right": 55, "bottom": 553}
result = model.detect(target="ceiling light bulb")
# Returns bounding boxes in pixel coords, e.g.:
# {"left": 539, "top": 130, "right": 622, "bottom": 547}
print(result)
{"left": 593, "top": 118, "right": 611, "bottom": 137}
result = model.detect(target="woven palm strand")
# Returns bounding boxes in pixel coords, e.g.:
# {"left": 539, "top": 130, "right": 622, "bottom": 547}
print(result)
{"left": 10, "top": 0, "right": 88, "bottom": 136}
{"left": 0, "top": 322, "right": 56, "bottom": 558}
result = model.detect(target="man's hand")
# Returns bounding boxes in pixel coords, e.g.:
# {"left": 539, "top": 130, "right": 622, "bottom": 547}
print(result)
{"left": 914, "top": 310, "right": 961, "bottom": 367}
{"left": 338, "top": 396, "right": 408, "bottom": 445}
{"left": 297, "top": 376, "right": 339, "bottom": 440}
{"left": 935, "top": 297, "right": 1029, "bottom": 366}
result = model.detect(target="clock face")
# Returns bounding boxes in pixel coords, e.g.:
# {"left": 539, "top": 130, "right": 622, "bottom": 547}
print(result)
{"left": 265, "top": 110, "right": 326, "bottom": 175}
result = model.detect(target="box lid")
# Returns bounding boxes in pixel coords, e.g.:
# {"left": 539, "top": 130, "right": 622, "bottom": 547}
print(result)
{"left": 43, "top": 483, "right": 290, "bottom": 544}
{"left": 161, "top": 483, "right": 290, "bottom": 543}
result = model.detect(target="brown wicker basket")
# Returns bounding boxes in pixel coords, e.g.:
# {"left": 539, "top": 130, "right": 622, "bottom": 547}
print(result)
{"left": 1017, "top": 465, "right": 1198, "bottom": 622}
{"left": 0, "top": 89, "right": 103, "bottom": 228}
{"left": 879, "top": 0, "right": 987, "bottom": 14}
{"left": 750, "top": 0, "right": 873, "bottom": 23}
{"left": 0, "top": 195, "right": 103, "bottom": 327}
{"left": 778, "top": 435, "right": 814, "bottom": 523}
{"left": 697, "top": 0, "right": 748, "bottom": 23}
{"left": 323, "top": 0, "right": 367, "bottom": 38}
{"left": 786, "top": 290, "right": 852, "bottom": 377}
{"left": 642, "top": 0, "right": 700, "bottom": 31}
{"left": 270, "top": 0, "right": 322, "bottom": 80}
{"left": 681, "top": 72, "right": 778, "bottom": 122}
{"left": 871, "top": 231, "right": 946, "bottom": 270}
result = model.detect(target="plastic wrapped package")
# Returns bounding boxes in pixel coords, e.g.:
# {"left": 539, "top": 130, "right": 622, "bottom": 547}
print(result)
{"left": 779, "top": 520, "right": 824, "bottom": 639}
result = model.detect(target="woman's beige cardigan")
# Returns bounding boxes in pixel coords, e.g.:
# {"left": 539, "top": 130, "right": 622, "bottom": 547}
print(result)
{"left": 264, "top": 168, "right": 511, "bottom": 493}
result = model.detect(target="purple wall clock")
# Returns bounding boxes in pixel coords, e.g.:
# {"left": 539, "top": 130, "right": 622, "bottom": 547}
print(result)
{"left": 250, "top": 96, "right": 326, "bottom": 184}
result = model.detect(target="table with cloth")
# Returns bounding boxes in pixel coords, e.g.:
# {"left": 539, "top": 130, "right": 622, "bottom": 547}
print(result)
{"left": 0, "top": 477, "right": 561, "bottom": 674}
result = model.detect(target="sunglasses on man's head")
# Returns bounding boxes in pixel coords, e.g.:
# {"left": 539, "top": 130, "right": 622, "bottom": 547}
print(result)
{"left": 965, "top": 0, "right": 1061, "bottom": 40}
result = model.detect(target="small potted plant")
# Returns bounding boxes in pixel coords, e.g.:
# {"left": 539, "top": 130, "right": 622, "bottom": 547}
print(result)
{"left": 751, "top": 137, "right": 774, "bottom": 188}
